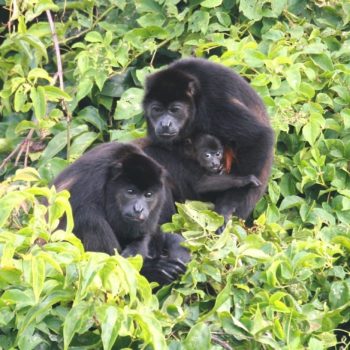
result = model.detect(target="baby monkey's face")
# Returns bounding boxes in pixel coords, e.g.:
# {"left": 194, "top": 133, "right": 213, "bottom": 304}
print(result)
{"left": 198, "top": 147, "right": 224, "bottom": 174}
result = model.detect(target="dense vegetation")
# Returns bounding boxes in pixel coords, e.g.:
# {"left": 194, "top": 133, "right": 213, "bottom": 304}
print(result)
{"left": 0, "top": 0, "right": 349, "bottom": 349}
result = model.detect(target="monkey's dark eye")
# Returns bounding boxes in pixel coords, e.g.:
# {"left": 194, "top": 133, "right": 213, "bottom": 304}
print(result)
{"left": 205, "top": 153, "right": 211, "bottom": 158}
{"left": 169, "top": 106, "right": 180, "bottom": 113}
{"left": 151, "top": 105, "right": 163, "bottom": 113}
{"left": 216, "top": 152, "right": 222, "bottom": 157}
{"left": 127, "top": 189, "right": 135, "bottom": 195}
{"left": 144, "top": 192, "right": 153, "bottom": 198}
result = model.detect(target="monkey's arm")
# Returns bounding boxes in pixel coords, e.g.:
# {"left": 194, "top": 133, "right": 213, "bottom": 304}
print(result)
{"left": 194, "top": 174, "right": 261, "bottom": 194}
{"left": 122, "top": 235, "right": 151, "bottom": 258}
{"left": 73, "top": 207, "right": 122, "bottom": 255}
{"left": 141, "top": 232, "right": 190, "bottom": 285}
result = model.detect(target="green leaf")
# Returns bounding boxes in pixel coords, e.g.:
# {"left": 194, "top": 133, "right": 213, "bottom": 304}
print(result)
{"left": 285, "top": 67, "right": 301, "bottom": 90}
{"left": 15, "top": 120, "right": 37, "bottom": 134}
{"left": 95, "top": 71, "right": 108, "bottom": 91}
{"left": 76, "top": 78, "right": 93, "bottom": 102}
{"left": 77, "top": 106, "right": 107, "bottom": 132}
{"left": 316, "top": 93, "right": 334, "bottom": 107}
{"left": 43, "top": 86, "right": 72, "bottom": 102}
{"left": 251, "top": 304, "right": 271, "bottom": 335}
{"left": 239, "top": 0, "right": 263, "bottom": 20}
{"left": 239, "top": 248, "right": 270, "bottom": 260}
{"left": 69, "top": 131, "right": 98, "bottom": 160}
{"left": 101, "top": 74, "right": 126, "bottom": 98}
{"left": 329, "top": 281, "right": 350, "bottom": 309}
{"left": 30, "top": 86, "right": 46, "bottom": 119}
{"left": 13, "top": 168, "right": 41, "bottom": 182}
{"left": 97, "top": 306, "right": 122, "bottom": 350}
{"left": 309, "top": 338, "right": 324, "bottom": 350}
{"left": 27, "top": 68, "right": 52, "bottom": 82}
{"left": 310, "top": 53, "right": 334, "bottom": 71}
{"left": 14, "top": 85, "right": 27, "bottom": 112}
{"left": 302, "top": 113, "right": 325, "bottom": 145}
{"left": 183, "top": 322, "right": 211, "bottom": 350}
{"left": 188, "top": 11, "right": 210, "bottom": 34}
{"left": 201, "top": 0, "right": 223, "bottom": 8}
{"left": 280, "top": 195, "right": 305, "bottom": 211}
{"left": 63, "top": 302, "right": 93, "bottom": 350}
{"left": 1, "top": 289, "right": 35, "bottom": 308}
{"left": 31, "top": 256, "right": 45, "bottom": 303}
{"left": 85, "top": 31, "right": 103, "bottom": 42}
{"left": 114, "top": 88, "right": 143, "bottom": 120}
{"left": 0, "top": 192, "right": 31, "bottom": 227}
{"left": 21, "top": 34, "right": 48, "bottom": 62}
{"left": 40, "top": 125, "right": 88, "bottom": 162}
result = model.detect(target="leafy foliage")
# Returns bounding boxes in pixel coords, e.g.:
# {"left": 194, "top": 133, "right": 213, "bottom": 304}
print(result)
{"left": 0, "top": 0, "right": 350, "bottom": 349}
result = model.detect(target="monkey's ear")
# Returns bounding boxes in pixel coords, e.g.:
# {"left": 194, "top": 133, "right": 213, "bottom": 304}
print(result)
{"left": 184, "top": 138, "right": 192, "bottom": 145}
{"left": 187, "top": 79, "right": 198, "bottom": 97}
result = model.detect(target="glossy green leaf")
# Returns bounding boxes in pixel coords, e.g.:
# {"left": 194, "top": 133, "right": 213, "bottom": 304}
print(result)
{"left": 30, "top": 86, "right": 46, "bottom": 119}
{"left": 201, "top": 0, "right": 222, "bottom": 8}
{"left": 183, "top": 322, "right": 211, "bottom": 350}
{"left": 43, "top": 86, "right": 72, "bottom": 101}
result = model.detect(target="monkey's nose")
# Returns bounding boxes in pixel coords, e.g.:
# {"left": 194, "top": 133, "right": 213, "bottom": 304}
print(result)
{"left": 161, "top": 119, "right": 172, "bottom": 129}
{"left": 133, "top": 203, "right": 144, "bottom": 214}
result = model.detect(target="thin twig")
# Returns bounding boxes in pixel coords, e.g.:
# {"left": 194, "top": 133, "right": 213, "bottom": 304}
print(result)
{"left": 15, "top": 129, "right": 35, "bottom": 167}
{"left": 0, "top": 128, "right": 35, "bottom": 171}
{"left": 24, "top": 129, "right": 34, "bottom": 167}
{"left": 211, "top": 335, "right": 233, "bottom": 350}
{"left": 0, "top": 141, "right": 22, "bottom": 171}
{"left": 46, "top": 9, "right": 72, "bottom": 161}
{"left": 149, "top": 38, "right": 172, "bottom": 67}
{"left": 58, "top": 5, "right": 118, "bottom": 45}
{"left": 46, "top": 10, "right": 64, "bottom": 91}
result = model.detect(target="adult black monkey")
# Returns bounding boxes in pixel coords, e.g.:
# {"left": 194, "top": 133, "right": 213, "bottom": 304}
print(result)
{"left": 53, "top": 142, "right": 190, "bottom": 285}
{"left": 143, "top": 58, "right": 274, "bottom": 221}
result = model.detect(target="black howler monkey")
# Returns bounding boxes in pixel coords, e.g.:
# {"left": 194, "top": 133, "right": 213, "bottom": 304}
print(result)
{"left": 183, "top": 133, "right": 262, "bottom": 194}
{"left": 143, "top": 58, "right": 274, "bottom": 221}
{"left": 53, "top": 142, "right": 190, "bottom": 285}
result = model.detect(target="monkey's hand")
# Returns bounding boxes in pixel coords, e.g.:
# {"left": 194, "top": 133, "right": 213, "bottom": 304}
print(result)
{"left": 248, "top": 175, "right": 262, "bottom": 187}
{"left": 141, "top": 257, "right": 187, "bottom": 285}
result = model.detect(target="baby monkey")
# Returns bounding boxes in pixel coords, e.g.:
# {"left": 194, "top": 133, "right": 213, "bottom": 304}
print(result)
{"left": 184, "top": 134, "right": 261, "bottom": 195}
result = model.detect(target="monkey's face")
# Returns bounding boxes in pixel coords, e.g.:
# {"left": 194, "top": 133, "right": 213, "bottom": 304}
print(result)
{"left": 198, "top": 148, "right": 223, "bottom": 174}
{"left": 145, "top": 100, "right": 193, "bottom": 142}
{"left": 115, "top": 180, "right": 162, "bottom": 226}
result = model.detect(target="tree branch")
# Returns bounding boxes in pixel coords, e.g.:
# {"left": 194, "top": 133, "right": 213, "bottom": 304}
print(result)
{"left": 211, "top": 335, "right": 233, "bottom": 350}
{"left": 46, "top": 9, "right": 72, "bottom": 161}
{"left": 0, "top": 129, "right": 35, "bottom": 171}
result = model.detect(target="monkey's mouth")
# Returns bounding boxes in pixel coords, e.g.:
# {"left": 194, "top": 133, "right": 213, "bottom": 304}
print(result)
{"left": 124, "top": 214, "right": 146, "bottom": 223}
{"left": 157, "top": 132, "right": 178, "bottom": 140}
{"left": 210, "top": 164, "right": 223, "bottom": 174}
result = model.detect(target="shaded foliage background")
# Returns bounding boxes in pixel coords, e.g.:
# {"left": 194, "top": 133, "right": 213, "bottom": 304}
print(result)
{"left": 0, "top": 0, "right": 349, "bottom": 349}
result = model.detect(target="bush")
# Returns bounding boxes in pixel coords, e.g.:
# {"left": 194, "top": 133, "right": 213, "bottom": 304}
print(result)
{"left": 0, "top": 0, "right": 349, "bottom": 349}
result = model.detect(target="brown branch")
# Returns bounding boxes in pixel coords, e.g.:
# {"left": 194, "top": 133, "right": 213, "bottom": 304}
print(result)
{"left": 46, "top": 10, "right": 64, "bottom": 91}
{"left": 211, "top": 335, "right": 233, "bottom": 350}
{"left": 46, "top": 9, "right": 72, "bottom": 161}
{"left": 0, "top": 129, "right": 35, "bottom": 171}
{"left": 23, "top": 129, "right": 34, "bottom": 167}
{"left": 0, "top": 141, "right": 22, "bottom": 171}
{"left": 15, "top": 129, "right": 35, "bottom": 167}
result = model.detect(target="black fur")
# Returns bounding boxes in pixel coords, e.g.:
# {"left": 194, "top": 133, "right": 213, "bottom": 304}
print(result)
{"left": 53, "top": 142, "right": 190, "bottom": 285}
{"left": 143, "top": 58, "right": 274, "bottom": 221}
{"left": 184, "top": 133, "right": 262, "bottom": 193}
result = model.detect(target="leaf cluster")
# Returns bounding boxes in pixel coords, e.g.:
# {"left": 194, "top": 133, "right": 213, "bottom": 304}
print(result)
{"left": 0, "top": 0, "right": 350, "bottom": 349}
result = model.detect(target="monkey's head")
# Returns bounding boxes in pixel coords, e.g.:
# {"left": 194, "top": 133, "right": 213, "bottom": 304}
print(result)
{"left": 143, "top": 68, "right": 199, "bottom": 144}
{"left": 111, "top": 151, "right": 165, "bottom": 233}
{"left": 192, "top": 134, "right": 224, "bottom": 174}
